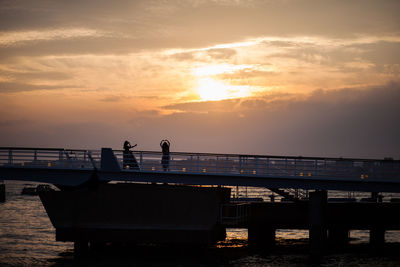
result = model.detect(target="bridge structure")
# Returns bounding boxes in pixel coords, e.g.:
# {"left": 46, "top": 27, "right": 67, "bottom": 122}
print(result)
{"left": 1, "top": 146, "right": 400, "bottom": 256}
{"left": 0, "top": 146, "right": 399, "bottom": 193}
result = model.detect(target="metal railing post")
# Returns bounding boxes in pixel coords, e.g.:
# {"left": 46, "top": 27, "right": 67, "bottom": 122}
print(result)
{"left": 87, "top": 151, "right": 97, "bottom": 170}
{"left": 140, "top": 152, "right": 143, "bottom": 170}
{"left": 255, "top": 156, "right": 259, "bottom": 175}
{"left": 285, "top": 157, "right": 288, "bottom": 175}
{"left": 239, "top": 156, "right": 242, "bottom": 174}
{"left": 216, "top": 156, "right": 219, "bottom": 174}
{"left": 168, "top": 155, "right": 171, "bottom": 172}
{"left": 350, "top": 161, "right": 354, "bottom": 177}
{"left": 8, "top": 149, "right": 12, "bottom": 165}
{"left": 314, "top": 159, "right": 318, "bottom": 177}
{"left": 225, "top": 156, "right": 229, "bottom": 174}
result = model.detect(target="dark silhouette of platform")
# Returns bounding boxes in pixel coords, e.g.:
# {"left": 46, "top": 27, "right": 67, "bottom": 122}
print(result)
{"left": 0, "top": 147, "right": 399, "bottom": 192}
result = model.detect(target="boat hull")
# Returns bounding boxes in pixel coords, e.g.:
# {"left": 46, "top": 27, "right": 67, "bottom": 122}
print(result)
{"left": 39, "top": 183, "right": 230, "bottom": 245}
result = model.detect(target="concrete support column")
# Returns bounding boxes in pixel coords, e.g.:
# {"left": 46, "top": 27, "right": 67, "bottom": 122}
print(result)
{"left": 74, "top": 240, "right": 89, "bottom": 258}
{"left": 328, "top": 226, "right": 349, "bottom": 249}
{"left": 89, "top": 241, "right": 106, "bottom": 255}
{"left": 371, "top": 192, "right": 383, "bottom": 203}
{"left": 308, "top": 190, "right": 328, "bottom": 258}
{"left": 0, "top": 182, "right": 5, "bottom": 202}
{"left": 370, "top": 227, "right": 385, "bottom": 249}
{"left": 248, "top": 224, "right": 275, "bottom": 249}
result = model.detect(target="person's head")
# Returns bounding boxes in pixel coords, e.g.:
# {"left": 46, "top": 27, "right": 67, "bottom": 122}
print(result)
{"left": 161, "top": 140, "right": 170, "bottom": 153}
{"left": 161, "top": 140, "right": 169, "bottom": 146}
{"left": 123, "top": 140, "right": 130, "bottom": 150}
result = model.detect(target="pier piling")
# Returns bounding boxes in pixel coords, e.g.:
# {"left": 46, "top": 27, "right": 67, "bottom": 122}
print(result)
{"left": 309, "top": 190, "right": 328, "bottom": 257}
{"left": 248, "top": 224, "right": 275, "bottom": 249}
{"left": 74, "top": 240, "right": 89, "bottom": 258}
{"left": 370, "top": 227, "right": 385, "bottom": 249}
{"left": 328, "top": 226, "right": 349, "bottom": 249}
{"left": 0, "top": 182, "right": 5, "bottom": 202}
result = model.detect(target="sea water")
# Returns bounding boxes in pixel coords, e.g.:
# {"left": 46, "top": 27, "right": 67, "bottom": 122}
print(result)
{"left": 1, "top": 180, "right": 400, "bottom": 266}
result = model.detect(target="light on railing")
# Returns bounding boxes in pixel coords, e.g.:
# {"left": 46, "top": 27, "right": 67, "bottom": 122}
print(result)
{"left": 48, "top": 162, "right": 51, "bottom": 167}
{"left": 308, "top": 173, "right": 311, "bottom": 177}
{"left": 240, "top": 169, "right": 244, "bottom": 174}
{"left": 152, "top": 167, "right": 155, "bottom": 171}
{"left": 361, "top": 174, "right": 368, "bottom": 179}
{"left": 182, "top": 167, "right": 186, "bottom": 172}
{"left": 300, "top": 172, "right": 303, "bottom": 176}
{"left": 21, "top": 162, "right": 24, "bottom": 166}
{"left": 252, "top": 170, "right": 256, "bottom": 175}
{"left": 202, "top": 168, "right": 207, "bottom": 173}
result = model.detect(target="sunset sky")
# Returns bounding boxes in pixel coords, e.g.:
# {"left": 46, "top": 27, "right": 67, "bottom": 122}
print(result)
{"left": 0, "top": 0, "right": 399, "bottom": 158}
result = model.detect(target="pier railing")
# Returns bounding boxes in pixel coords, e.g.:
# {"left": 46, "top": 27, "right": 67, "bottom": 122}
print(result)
{"left": 113, "top": 150, "right": 400, "bottom": 181}
{"left": 1, "top": 147, "right": 399, "bottom": 181}
{"left": 0, "top": 147, "right": 101, "bottom": 169}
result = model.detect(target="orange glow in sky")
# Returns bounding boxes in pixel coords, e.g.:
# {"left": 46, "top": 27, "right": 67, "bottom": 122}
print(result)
{"left": 192, "top": 65, "right": 254, "bottom": 101}
{"left": 0, "top": 0, "right": 399, "bottom": 158}
{"left": 194, "top": 77, "right": 252, "bottom": 101}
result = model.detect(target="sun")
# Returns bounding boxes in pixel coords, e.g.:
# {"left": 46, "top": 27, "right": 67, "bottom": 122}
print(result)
{"left": 192, "top": 65, "right": 254, "bottom": 101}
{"left": 195, "top": 78, "right": 230, "bottom": 101}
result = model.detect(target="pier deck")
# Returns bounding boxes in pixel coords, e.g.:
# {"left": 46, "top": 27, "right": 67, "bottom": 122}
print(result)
{"left": 0, "top": 147, "right": 399, "bottom": 192}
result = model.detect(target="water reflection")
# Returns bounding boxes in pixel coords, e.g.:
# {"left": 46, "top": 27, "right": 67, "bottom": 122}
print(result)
{"left": 0, "top": 181, "right": 72, "bottom": 265}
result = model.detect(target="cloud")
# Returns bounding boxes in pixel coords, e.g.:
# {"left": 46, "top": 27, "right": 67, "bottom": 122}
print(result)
{"left": 206, "top": 48, "right": 237, "bottom": 60}
{"left": 0, "top": 28, "right": 106, "bottom": 46}
{"left": 0, "top": 69, "right": 72, "bottom": 82}
{"left": 163, "top": 98, "right": 241, "bottom": 112}
{"left": 1, "top": 0, "right": 399, "bottom": 54}
{"left": 354, "top": 41, "right": 400, "bottom": 65}
{"left": 162, "top": 91, "right": 296, "bottom": 113}
{"left": 216, "top": 69, "right": 276, "bottom": 80}
{"left": 264, "top": 40, "right": 300, "bottom": 48}
{"left": 1, "top": 82, "right": 399, "bottom": 158}
{"left": 169, "top": 51, "right": 196, "bottom": 61}
{"left": 0, "top": 82, "right": 76, "bottom": 92}
{"left": 0, "top": 119, "right": 30, "bottom": 127}
{"left": 153, "top": 82, "right": 400, "bottom": 157}
{"left": 0, "top": 36, "right": 150, "bottom": 60}
{"left": 99, "top": 95, "right": 124, "bottom": 102}
{"left": 169, "top": 48, "right": 237, "bottom": 62}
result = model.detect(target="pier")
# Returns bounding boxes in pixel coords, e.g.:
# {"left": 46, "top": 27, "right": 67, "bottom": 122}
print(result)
{"left": 1, "top": 147, "right": 400, "bottom": 257}
{"left": 221, "top": 196, "right": 400, "bottom": 252}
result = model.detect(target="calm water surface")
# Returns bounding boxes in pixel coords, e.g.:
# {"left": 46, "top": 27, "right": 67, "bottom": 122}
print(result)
{"left": 0, "top": 181, "right": 72, "bottom": 265}
{"left": 1, "top": 181, "right": 400, "bottom": 266}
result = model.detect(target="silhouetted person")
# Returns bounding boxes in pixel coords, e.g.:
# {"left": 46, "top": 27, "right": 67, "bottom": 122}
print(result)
{"left": 123, "top": 140, "right": 139, "bottom": 170}
{"left": 160, "top": 139, "right": 170, "bottom": 171}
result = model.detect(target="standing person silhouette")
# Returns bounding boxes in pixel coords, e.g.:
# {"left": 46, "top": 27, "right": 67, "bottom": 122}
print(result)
{"left": 123, "top": 140, "right": 139, "bottom": 170}
{"left": 160, "top": 139, "right": 170, "bottom": 171}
